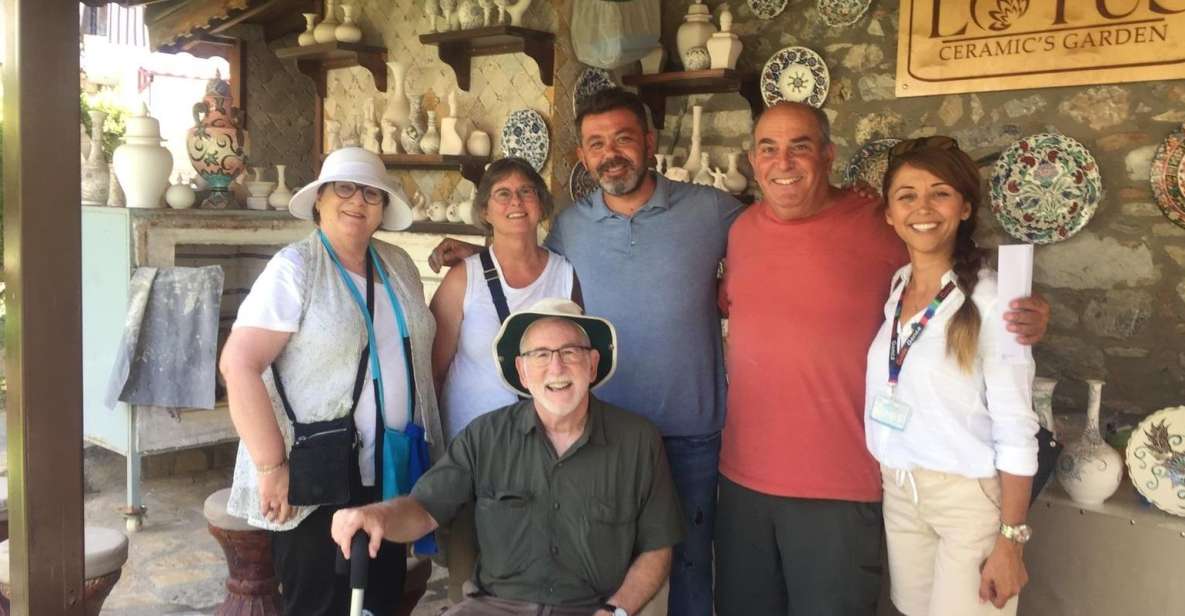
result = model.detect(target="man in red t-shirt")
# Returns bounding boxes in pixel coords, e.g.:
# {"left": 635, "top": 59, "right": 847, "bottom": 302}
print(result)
{"left": 714, "top": 103, "right": 1050, "bottom": 616}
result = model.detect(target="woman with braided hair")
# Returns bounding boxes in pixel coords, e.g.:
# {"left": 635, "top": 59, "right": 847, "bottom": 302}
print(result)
{"left": 863, "top": 137, "right": 1039, "bottom": 616}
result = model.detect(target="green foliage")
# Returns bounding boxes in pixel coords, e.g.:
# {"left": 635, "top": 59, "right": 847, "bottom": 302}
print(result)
{"left": 80, "top": 93, "right": 128, "bottom": 161}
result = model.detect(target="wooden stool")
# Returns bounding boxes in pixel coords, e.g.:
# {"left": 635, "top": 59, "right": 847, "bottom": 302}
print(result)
{"left": 0, "top": 526, "right": 128, "bottom": 616}
{"left": 204, "top": 488, "right": 282, "bottom": 616}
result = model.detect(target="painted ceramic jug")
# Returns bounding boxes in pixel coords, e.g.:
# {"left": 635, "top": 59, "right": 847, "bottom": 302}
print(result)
{"left": 187, "top": 71, "right": 246, "bottom": 209}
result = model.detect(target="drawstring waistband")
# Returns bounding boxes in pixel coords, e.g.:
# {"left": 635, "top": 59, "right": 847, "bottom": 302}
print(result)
{"left": 895, "top": 468, "right": 920, "bottom": 505}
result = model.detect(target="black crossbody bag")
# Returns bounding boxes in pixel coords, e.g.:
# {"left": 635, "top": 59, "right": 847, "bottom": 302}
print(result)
{"left": 273, "top": 257, "right": 375, "bottom": 507}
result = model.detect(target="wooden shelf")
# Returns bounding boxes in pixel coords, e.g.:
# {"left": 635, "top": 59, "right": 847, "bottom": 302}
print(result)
{"left": 380, "top": 153, "right": 491, "bottom": 186}
{"left": 419, "top": 26, "right": 554, "bottom": 92}
{"left": 275, "top": 41, "right": 388, "bottom": 97}
{"left": 405, "top": 221, "right": 485, "bottom": 235}
{"left": 622, "top": 69, "right": 761, "bottom": 129}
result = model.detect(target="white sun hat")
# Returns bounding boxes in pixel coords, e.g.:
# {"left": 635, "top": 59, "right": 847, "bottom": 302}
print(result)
{"left": 288, "top": 147, "right": 413, "bottom": 231}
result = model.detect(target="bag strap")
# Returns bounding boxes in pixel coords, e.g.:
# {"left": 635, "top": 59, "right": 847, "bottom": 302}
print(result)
{"left": 479, "top": 248, "right": 512, "bottom": 324}
{"left": 272, "top": 256, "right": 375, "bottom": 426}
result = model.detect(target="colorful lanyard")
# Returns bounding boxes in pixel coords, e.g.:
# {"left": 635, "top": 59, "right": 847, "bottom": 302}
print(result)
{"left": 317, "top": 230, "right": 415, "bottom": 428}
{"left": 888, "top": 280, "right": 957, "bottom": 391}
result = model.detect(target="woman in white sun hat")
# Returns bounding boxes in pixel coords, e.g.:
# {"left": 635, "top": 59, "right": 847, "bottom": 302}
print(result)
{"left": 220, "top": 147, "right": 442, "bottom": 616}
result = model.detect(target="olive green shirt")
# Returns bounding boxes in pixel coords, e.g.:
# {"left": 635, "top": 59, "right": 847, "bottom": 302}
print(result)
{"left": 411, "top": 396, "right": 685, "bottom": 607}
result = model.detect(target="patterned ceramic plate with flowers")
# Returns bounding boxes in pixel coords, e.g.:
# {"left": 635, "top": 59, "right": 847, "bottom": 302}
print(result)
{"left": 1126, "top": 405, "right": 1185, "bottom": 517}
{"left": 817, "top": 0, "right": 873, "bottom": 27}
{"left": 569, "top": 161, "right": 600, "bottom": 202}
{"left": 501, "top": 108, "right": 550, "bottom": 173}
{"left": 1150, "top": 125, "right": 1185, "bottom": 230}
{"left": 748, "top": 0, "right": 789, "bottom": 19}
{"left": 844, "top": 138, "right": 901, "bottom": 196}
{"left": 989, "top": 133, "right": 1102, "bottom": 244}
{"left": 760, "top": 46, "right": 830, "bottom": 108}
{"left": 572, "top": 67, "right": 616, "bottom": 116}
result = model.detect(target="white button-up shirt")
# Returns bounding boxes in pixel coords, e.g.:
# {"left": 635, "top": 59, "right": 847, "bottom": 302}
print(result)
{"left": 864, "top": 265, "right": 1038, "bottom": 478}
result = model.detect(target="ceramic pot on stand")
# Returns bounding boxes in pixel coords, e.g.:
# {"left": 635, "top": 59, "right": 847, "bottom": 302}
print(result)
{"left": 81, "top": 109, "right": 110, "bottom": 205}
{"left": 187, "top": 71, "right": 246, "bottom": 209}
{"left": 683, "top": 105, "right": 704, "bottom": 177}
{"left": 1056, "top": 379, "right": 1123, "bottom": 505}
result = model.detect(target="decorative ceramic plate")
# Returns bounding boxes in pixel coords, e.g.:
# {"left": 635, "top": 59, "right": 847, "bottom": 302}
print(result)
{"left": 573, "top": 67, "right": 615, "bottom": 116}
{"left": 748, "top": 0, "right": 789, "bottom": 19}
{"left": 818, "top": 0, "right": 873, "bottom": 26}
{"left": 843, "top": 138, "right": 901, "bottom": 196}
{"left": 1150, "top": 125, "right": 1185, "bottom": 230}
{"left": 501, "top": 108, "right": 550, "bottom": 173}
{"left": 760, "top": 46, "right": 830, "bottom": 108}
{"left": 1125, "top": 405, "right": 1185, "bottom": 517}
{"left": 989, "top": 133, "right": 1102, "bottom": 244}
{"left": 569, "top": 161, "right": 600, "bottom": 202}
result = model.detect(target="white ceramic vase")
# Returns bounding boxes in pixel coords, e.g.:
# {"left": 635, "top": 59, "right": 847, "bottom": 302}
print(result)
{"left": 401, "top": 96, "right": 425, "bottom": 154}
{"left": 683, "top": 105, "right": 704, "bottom": 177}
{"left": 724, "top": 151, "right": 747, "bottom": 194}
{"left": 692, "top": 153, "right": 713, "bottom": 185}
{"left": 706, "top": 5, "right": 742, "bottom": 70}
{"left": 384, "top": 61, "right": 410, "bottom": 127}
{"left": 314, "top": 0, "right": 339, "bottom": 43}
{"left": 81, "top": 109, "right": 110, "bottom": 205}
{"left": 439, "top": 116, "right": 465, "bottom": 155}
{"left": 640, "top": 46, "right": 667, "bottom": 75}
{"left": 1056, "top": 379, "right": 1123, "bottom": 506}
{"left": 269, "top": 164, "right": 293, "bottom": 210}
{"left": 299, "top": 13, "right": 318, "bottom": 46}
{"left": 466, "top": 129, "right": 491, "bottom": 157}
{"left": 676, "top": 1, "right": 717, "bottom": 67}
{"left": 335, "top": 4, "right": 362, "bottom": 43}
{"left": 112, "top": 104, "right": 173, "bottom": 209}
{"left": 419, "top": 110, "right": 441, "bottom": 155}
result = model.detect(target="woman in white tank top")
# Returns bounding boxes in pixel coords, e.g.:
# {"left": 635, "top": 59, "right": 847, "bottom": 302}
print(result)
{"left": 430, "top": 157, "right": 578, "bottom": 439}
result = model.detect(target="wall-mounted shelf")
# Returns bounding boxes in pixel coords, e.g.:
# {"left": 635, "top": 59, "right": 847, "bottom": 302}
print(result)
{"left": 419, "top": 26, "right": 554, "bottom": 92}
{"left": 622, "top": 69, "right": 761, "bottom": 129}
{"left": 407, "top": 221, "right": 485, "bottom": 235}
{"left": 378, "top": 153, "right": 490, "bottom": 186}
{"left": 275, "top": 41, "right": 388, "bottom": 98}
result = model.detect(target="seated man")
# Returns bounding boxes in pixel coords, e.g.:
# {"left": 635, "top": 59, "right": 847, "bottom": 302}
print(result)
{"left": 332, "top": 298, "right": 684, "bottom": 616}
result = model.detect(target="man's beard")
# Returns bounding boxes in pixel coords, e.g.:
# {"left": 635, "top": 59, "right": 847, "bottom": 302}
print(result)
{"left": 595, "top": 156, "right": 647, "bottom": 196}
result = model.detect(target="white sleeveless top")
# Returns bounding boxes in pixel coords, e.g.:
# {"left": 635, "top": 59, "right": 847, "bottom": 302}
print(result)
{"left": 441, "top": 249, "right": 574, "bottom": 439}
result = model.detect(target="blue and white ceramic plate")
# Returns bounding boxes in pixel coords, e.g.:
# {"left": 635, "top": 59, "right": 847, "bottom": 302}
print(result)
{"left": 760, "top": 46, "right": 830, "bottom": 108}
{"left": 748, "top": 0, "right": 788, "bottom": 19}
{"left": 569, "top": 161, "right": 600, "bottom": 202}
{"left": 1126, "top": 405, "right": 1185, "bottom": 517}
{"left": 990, "top": 133, "right": 1102, "bottom": 244}
{"left": 501, "top": 108, "right": 550, "bottom": 172}
{"left": 844, "top": 138, "right": 901, "bottom": 196}
{"left": 573, "top": 67, "right": 616, "bottom": 116}
{"left": 818, "top": 0, "right": 872, "bottom": 27}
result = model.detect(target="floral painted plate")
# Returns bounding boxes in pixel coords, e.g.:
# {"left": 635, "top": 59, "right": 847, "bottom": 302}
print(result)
{"left": 501, "top": 108, "right": 550, "bottom": 173}
{"left": 1126, "top": 405, "right": 1185, "bottom": 517}
{"left": 1150, "top": 125, "right": 1185, "bottom": 230}
{"left": 989, "top": 133, "right": 1102, "bottom": 244}
{"left": 573, "top": 67, "right": 615, "bottom": 116}
{"left": 760, "top": 46, "right": 830, "bottom": 108}
{"left": 748, "top": 0, "right": 789, "bottom": 19}
{"left": 843, "top": 138, "right": 901, "bottom": 196}
{"left": 818, "top": 0, "right": 872, "bottom": 27}
{"left": 569, "top": 161, "right": 600, "bottom": 202}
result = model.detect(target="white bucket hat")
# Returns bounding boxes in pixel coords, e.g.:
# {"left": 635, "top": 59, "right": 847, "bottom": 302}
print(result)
{"left": 492, "top": 298, "right": 618, "bottom": 397}
{"left": 288, "top": 147, "right": 413, "bottom": 231}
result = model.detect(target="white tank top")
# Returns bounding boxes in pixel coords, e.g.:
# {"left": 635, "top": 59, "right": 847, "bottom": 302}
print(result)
{"left": 440, "top": 249, "right": 574, "bottom": 438}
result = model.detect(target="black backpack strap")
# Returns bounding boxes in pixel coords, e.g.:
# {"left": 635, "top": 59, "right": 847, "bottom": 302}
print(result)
{"left": 479, "top": 248, "right": 512, "bottom": 324}
{"left": 272, "top": 257, "right": 374, "bottom": 425}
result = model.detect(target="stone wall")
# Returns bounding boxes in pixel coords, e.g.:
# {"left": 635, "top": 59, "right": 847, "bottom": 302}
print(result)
{"left": 655, "top": 2, "right": 1185, "bottom": 419}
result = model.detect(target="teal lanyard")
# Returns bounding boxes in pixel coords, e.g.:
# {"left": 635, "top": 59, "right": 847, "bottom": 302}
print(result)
{"left": 317, "top": 230, "right": 414, "bottom": 428}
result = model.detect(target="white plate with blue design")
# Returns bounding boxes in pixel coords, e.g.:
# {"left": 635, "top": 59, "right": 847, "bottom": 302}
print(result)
{"left": 1126, "top": 405, "right": 1185, "bottom": 517}
{"left": 501, "top": 108, "right": 550, "bottom": 173}
{"left": 760, "top": 46, "right": 830, "bottom": 108}
{"left": 748, "top": 0, "right": 788, "bottom": 19}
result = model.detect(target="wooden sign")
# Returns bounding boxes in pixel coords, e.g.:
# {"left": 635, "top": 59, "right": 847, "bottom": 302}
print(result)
{"left": 897, "top": 0, "right": 1185, "bottom": 97}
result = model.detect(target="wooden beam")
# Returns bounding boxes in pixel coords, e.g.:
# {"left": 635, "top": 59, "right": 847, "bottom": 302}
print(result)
{"left": 3, "top": 0, "right": 86, "bottom": 612}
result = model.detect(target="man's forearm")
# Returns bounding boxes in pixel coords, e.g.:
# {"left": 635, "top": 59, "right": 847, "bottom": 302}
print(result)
{"left": 373, "top": 496, "right": 440, "bottom": 543}
{"left": 604, "top": 547, "right": 671, "bottom": 615}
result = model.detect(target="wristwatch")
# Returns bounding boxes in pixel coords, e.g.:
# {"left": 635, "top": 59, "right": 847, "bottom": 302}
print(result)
{"left": 999, "top": 522, "right": 1032, "bottom": 544}
{"left": 601, "top": 603, "right": 629, "bottom": 616}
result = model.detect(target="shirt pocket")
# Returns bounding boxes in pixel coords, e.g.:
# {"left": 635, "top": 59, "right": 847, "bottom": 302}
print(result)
{"left": 475, "top": 488, "right": 534, "bottom": 580}
{"left": 580, "top": 498, "right": 637, "bottom": 594}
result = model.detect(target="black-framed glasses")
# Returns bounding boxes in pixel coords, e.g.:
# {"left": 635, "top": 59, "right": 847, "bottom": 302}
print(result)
{"left": 332, "top": 181, "right": 384, "bottom": 205}
{"left": 519, "top": 345, "right": 592, "bottom": 366}
{"left": 889, "top": 136, "right": 959, "bottom": 158}
{"left": 491, "top": 185, "right": 540, "bottom": 205}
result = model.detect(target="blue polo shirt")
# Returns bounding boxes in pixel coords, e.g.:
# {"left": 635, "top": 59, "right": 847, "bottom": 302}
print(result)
{"left": 545, "top": 174, "right": 745, "bottom": 436}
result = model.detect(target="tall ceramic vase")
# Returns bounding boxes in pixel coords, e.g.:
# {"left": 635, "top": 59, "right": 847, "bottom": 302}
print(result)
{"left": 419, "top": 110, "right": 441, "bottom": 155}
{"left": 187, "top": 71, "right": 246, "bottom": 209}
{"left": 81, "top": 109, "right": 110, "bottom": 205}
{"left": 269, "top": 165, "right": 292, "bottom": 210}
{"left": 1056, "top": 379, "right": 1123, "bottom": 505}
{"left": 683, "top": 105, "right": 704, "bottom": 177}
{"left": 384, "top": 62, "right": 410, "bottom": 127}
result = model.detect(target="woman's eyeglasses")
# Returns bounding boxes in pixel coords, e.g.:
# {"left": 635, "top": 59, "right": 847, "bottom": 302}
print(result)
{"left": 889, "top": 136, "right": 959, "bottom": 158}
{"left": 491, "top": 186, "right": 540, "bottom": 205}
{"left": 332, "top": 181, "right": 384, "bottom": 206}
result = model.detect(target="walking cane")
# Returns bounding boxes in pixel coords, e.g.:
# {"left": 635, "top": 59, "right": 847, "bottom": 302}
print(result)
{"left": 336, "top": 531, "right": 371, "bottom": 616}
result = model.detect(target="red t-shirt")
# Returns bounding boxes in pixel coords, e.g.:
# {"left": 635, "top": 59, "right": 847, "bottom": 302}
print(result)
{"left": 719, "top": 192, "right": 908, "bottom": 502}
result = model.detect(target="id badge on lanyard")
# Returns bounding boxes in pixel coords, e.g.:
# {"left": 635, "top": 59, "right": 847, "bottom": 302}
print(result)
{"left": 874, "top": 280, "right": 957, "bottom": 431}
